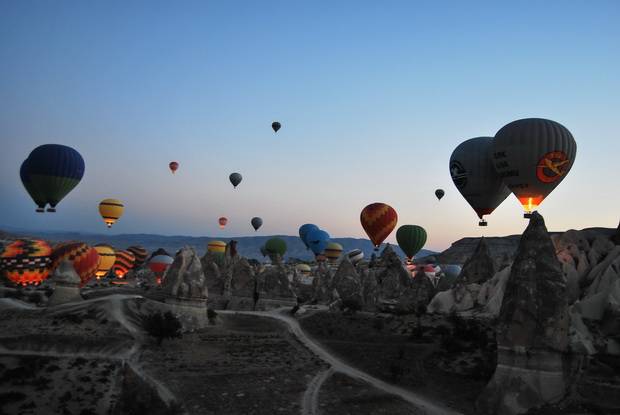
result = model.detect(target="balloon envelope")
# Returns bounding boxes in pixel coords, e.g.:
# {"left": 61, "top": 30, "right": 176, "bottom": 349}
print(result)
{"left": 305, "top": 229, "right": 330, "bottom": 256}
{"left": 251, "top": 217, "right": 263, "bottom": 231}
{"left": 272, "top": 121, "right": 281, "bottom": 132}
{"left": 295, "top": 264, "right": 311, "bottom": 277}
{"left": 347, "top": 249, "right": 364, "bottom": 264}
{"left": 219, "top": 217, "right": 228, "bottom": 229}
{"left": 435, "top": 189, "right": 445, "bottom": 200}
{"left": 207, "top": 240, "right": 226, "bottom": 265}
{"left": 99, "top": 199, "right": 124, "bottom": 228}
{"left": 51, "top": 241, "right": 100, "bottom": 287}
{"left": 450, "top": 137, "right": 511, "bottom": 224}
{"left": 324, "top": 242, "right": 343, "bottom": 263}
{"left": 113, "top": 250, "right": 135, "bottom": 278}
{"left": 127, "top": 246, "right": 147, "bottom": 269}
{"left": 94, "top": 245, "right": 115, "bottom": 277}
{"left": 149, "top": 254, "right": 174, "bottom": 275}
{"left": 492, "top": 118, "right": 577, "bottom": 214}
{"left": 0, "top": 239, "right": 53, "bottom": 286}
{"left": 396, "top": 225, "right": 427, "bottom": 260}
{"left": 264, "top": 237, "right": 287, "bottom": 262}
{"left": 298, "top": 224, "right": 319, "bottom": 249}
{"left": 26, "top": 144, "right": 85, "bottom": 212}
{"left": 229, "top": 173, "right": 242, "bottom": 188}
{"left": 360, "top": 203, "right": 398, "bottom": 249}
{"left": 169, "top": 162, "right": 179, "bottom": 173}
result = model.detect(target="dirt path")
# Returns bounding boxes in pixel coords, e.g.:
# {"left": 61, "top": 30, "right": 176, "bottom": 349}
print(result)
{"left": 219, "top": 308, "right": 462, "bottom": 415}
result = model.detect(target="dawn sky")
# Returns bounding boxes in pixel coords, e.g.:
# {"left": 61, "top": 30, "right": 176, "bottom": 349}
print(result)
{"left": 1, "top": 1, "right": 618, "bottom": 252}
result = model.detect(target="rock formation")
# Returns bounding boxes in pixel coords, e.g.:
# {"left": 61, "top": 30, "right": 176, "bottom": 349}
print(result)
{"left": 254, "top": 256, "right": 297, "bottom": 311}
{"left": 162, "top": 246, "right": 209, "bottom": 329}
{"left": 477, "top": 212, "right": 569, "bottom": 414}
{"left": 47, "top": 259, "right": 83, "bottom": 306}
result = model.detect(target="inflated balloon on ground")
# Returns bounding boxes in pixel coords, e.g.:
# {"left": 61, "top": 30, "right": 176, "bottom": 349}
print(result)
{"left": 0, "top": 239, "right": 53, "bottom": 286}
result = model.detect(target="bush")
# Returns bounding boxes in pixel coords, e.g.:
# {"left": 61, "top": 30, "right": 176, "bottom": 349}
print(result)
{"left": 143, "top": 311, "right": 183, "bottom": 346}
{"left": 340, "top": 297, "right": 362, "bottom": 316}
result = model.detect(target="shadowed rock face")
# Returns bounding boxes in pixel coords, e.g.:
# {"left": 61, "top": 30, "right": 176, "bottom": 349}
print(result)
{"left": 477, "top": 212, "right": 569, "bottom": 415}
{"left": 458, "top": 237, "right": 495, "bottom": 285}
{"left": 497, "top": 212, "right": 568, "bottom": 352}
{"left": 163, "top": 246, "right": 208, "bottom": 300}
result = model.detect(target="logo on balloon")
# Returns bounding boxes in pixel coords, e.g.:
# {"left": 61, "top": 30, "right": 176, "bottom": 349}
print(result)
{"left": 536, "top": 151, "right": 570, "bottom": 183}
{"left": 449, "top": 161, "right": 468, "bottom": 189}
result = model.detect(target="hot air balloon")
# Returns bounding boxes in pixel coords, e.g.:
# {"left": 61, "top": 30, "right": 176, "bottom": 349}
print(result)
{"left": 396, "top": 225, "right": 427, "bottom": 261}
{"left": 0, "top": 239, "right": 53, "bottom": 286}
{"left": 491, "top": 118, "right": 577, "bottom": 217}
{"left": 347, "top": 249, "right": 364, "bottom": 264}
{"left": 324, "top": 242, "right": 343, "bottom": 264}
{"left": 25, "top": 144, "right": 85, "bottom": 212}
{"left": 435, "top": 189, "right": 445, "bottom": 201}
{"left": 450, "top": 137, "right": 511, "bottom": 226}
{"left": 305, "top": 229, "right": 330, "bottom": 258}
{"left": 272, "top": 122, "right": 281, "bottom": 133}
{"left": 99, "top": 199, "right": 124, "bottom": 228}
{"left": 127, "top": 246, "right": 147, "bottom": 269}
{"left": 299, "top": 223, "right": 319, "bottom": 250}
{"left": 219, "top": 217, "right": 228, "bottom": 229}
{"left": 360, "top": 203, "right": 398, "bottom": 250}
{"left": 295, "top": 263, "right": 312, "bottom": 277}
{"left": 264, "top": 237, "right": 287, "bottom": 262}
{"left": 113, "top": 250, "right": 135, "bottom": 278}
{"left": 260, "top": 245, "right": 268, "bottom": 258}
{"left": 251, "top": 217, "right": 263, "bottom": 232}
{"left": 149, "top": 254, "right": 174, "bottom": 284}
{"left": 229, "top": 173, "right": 242, "bottom": 188}
{"left": 94, "top": 245, "right": 115, "bottom": 278}
{"left": 51, "top": 241, "right": 100, "bottom": 287}
{"left": 444, "top": 265, "right": 462, "bottom": 279}
{"left": 20, "top": 159, "right": 47, "bottom": 212}
{"left": 169, "top": 162, "right": 179, "bottom": 174}
{"left": 207, "top": 240, "right": 227, "bottom": 265}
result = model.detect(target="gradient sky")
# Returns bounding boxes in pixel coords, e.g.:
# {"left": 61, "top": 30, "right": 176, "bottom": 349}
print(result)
{"left": 1, "top": 1, "right": 618, "bottom": 253}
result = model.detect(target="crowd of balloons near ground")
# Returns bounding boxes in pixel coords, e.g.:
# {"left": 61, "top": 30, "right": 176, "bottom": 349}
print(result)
{"left": 3, "top": 118, "right": 575, "bottom": 287}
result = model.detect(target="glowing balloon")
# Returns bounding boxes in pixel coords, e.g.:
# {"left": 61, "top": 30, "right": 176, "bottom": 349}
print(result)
{"left": 127, "top": 246, "right": 147, "bottom": 269}
{"left": 99, "top": 199, "right": 124, "bottom": 228}
{"left": 324, "top": 242, "right": 343, "bottom": 264}
{"left": 298, "top": 223, "right": 319, "bottom": 250}
{"left": 0, "top": 239, "right": 52, "bottom": 286}
{"left": 169, "top": 162, "right": 179, "bottom": 174}
{"left": 264, "top": 237, "right": 287, "bottom": 262}
{"left": 396, "top": 225, "right": 427, "bottom": 260}
{"left": 25, "top": 144, "right": 85, "bottom": 212}
{"left": 360, "top": 203, "right": 398, "bottom": 250}
{"left": 219, "top": 217, "right": 228, "bottom": 229}
{"left": 347, "top": 249, "right": 364, "bottom": 264}
{"left": 272, "top": 122, "right": 281, "bottom": 133}
{"left": 113, "top": 250, "right": 135, "bottom": 278}
{"left": 20, "top": 159, "right": 47, "bottom": 212}
{"left": 229, "top": 172, "right": 242, "bottom": 188}
{"left": 492, "top": 118, "right": 577, "bottom": 216}
{"left": 251, "top": 217, "right": 263, "bottom": 232}
{"left": 94, "top": 245, "right": 115, "bottom": 278}
{"left": 149, "top": 254, "right": 174, "bottom": 283}
{"left": 450, "top": 137, "right": 511, "bottom": 226}
{"left": 305, "top": 229, "right": 330, "bottom": 257}
{"left": 51, "top": 241, "right": 100, "bottom": 287}
{"left": 435, "top": 189, "right": 445, "bottom": 201}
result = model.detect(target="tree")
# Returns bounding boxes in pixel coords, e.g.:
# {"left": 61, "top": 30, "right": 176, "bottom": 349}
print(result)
{"left": 143, "top": 311, "right": 183, "bottom": 346}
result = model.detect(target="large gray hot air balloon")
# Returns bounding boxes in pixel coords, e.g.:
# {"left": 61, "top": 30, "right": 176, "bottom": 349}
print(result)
{"left": 450, "top": 137, "right": 511, "bottom": 226}
{"left": 492, "top": 118, "right": 577, "bottom": 217}
{"left": 229, "top": 172, "right": 242, "bottom": 188}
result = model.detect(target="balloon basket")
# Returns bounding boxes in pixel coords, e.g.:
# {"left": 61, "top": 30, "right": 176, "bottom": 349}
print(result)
{"left": 524, "top": 212, "right": 533, "bottom": 219}
{"left": 479, "top": 220, "right": 488, "bottom": 227}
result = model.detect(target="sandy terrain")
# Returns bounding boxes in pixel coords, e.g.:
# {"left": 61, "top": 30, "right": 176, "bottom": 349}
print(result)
{"left": 0, "top": 286, "right": 498, "bottom": 415}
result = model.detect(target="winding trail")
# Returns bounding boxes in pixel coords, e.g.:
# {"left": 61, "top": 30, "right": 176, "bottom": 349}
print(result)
{"left": 219, "top": 308, "right": 461, "bottom": 415}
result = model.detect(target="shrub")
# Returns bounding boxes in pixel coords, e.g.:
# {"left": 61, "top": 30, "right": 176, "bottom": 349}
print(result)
{"left": 143, "top": 311, "right": 183, "bottom": 346}
{"left": 340, "top": 297, "right": 362, "bottom": 316}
